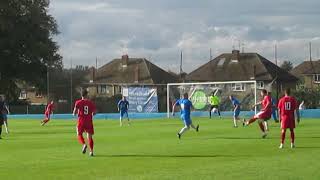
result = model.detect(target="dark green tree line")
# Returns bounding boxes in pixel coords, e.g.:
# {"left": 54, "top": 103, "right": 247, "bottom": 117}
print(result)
{"left": 0, "top": 0, "right": 62, "bottom": 101}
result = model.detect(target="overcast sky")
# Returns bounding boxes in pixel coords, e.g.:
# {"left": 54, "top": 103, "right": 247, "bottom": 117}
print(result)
{"left": 49, "top": 0, "right": 320, "bottom": 72}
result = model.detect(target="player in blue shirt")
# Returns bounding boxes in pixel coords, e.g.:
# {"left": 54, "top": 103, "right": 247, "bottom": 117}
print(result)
{"left": 172, "top": 93, "right": 199, "bottom": 139}
{"left": 229, "top": 95, "right": 242, "bottom": 128}
{"left": 117, "top": 96, "right": 130, "bottom": 126}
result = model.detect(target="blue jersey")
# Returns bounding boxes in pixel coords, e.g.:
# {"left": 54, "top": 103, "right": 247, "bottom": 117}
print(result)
{"left": 231, "top": 97, "right": 240, "bottom": 107}
{"left": 118, "top": 100, "right": 129, "bottom": 111}
{"left": 176, "top": 98, "right": 192, "bottom": 117}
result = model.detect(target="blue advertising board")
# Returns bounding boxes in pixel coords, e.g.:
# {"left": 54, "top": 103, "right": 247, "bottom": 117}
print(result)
{"left": 123, "top": 87, "right": 158, "bottom": 113}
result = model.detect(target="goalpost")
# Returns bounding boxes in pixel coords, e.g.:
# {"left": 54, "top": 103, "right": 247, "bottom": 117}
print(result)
{"left": 167, "top": 81, "right": 258, "bottom": 118}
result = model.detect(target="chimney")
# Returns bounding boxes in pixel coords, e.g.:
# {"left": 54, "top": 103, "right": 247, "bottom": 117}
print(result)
{"left": 231, "top": 50, "right": 240, "bottom": 60}
{"left": 134, "top": 65, "right": 139, "bottom": 83}
{"left": 122, "top": 54, "right": 129, "bottom": 68}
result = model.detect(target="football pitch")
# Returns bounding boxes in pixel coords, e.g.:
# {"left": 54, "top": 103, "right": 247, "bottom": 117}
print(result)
{"left": 0, "top": 117, "right": 320, "bottom": 180}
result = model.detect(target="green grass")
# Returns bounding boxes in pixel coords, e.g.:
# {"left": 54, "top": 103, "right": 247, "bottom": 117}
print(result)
{"left": 0, "top": 117, "right": 320, "bottom": 180}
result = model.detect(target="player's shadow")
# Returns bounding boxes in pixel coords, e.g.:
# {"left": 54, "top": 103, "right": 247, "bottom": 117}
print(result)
{"left": 299, "top": 137, "right": 320, "bottom": 139}
{"left": 95, "top": 154, "right": 242, "bottom": 158}
{"left": 296, "top": 146, "right": 320, "bottom": 149}
{"left": 204, "top": 137, "right": 277, "bottom": 140}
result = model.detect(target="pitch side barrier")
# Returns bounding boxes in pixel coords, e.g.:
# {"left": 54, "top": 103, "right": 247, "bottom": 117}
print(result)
{"left": 7, "top": 109, "right": 318, "bottom": 120}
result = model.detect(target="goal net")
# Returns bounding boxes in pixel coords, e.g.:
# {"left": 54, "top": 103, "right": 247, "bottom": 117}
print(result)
{"left": 167, "top": 81, "right": 257, "bottom": 118}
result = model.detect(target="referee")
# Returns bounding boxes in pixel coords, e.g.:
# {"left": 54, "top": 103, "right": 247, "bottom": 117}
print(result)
{"left": 209, "top": 91, "right": 221, "bottom": 119}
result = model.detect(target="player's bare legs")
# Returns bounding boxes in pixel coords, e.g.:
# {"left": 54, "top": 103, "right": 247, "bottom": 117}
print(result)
{"left": 4, "top": 119, "right": 9, "bottom": 134}
{"left": 87, "top": 133, "right": 94, "bottom": 156}
{"left": 190, "top": 123, "right": 199, "bottom": 132}
{"left": 263, "top": 120, "right": 269, "bottom": 132}
{"left": 245, "top": 117, "right": 258, "bottom": 125}
{"left": 177, "top": 124, "right": 199, "bottom": 139}
{"left": 178, "top": 125, "right": 189, "bottom": 137}
{"left": 126, "top": 112, "right": 130, "bottom": 126}
{"left": 41, "top": 118, "right": 50, "bottom": 126}
{"left": 119, "top": 117, "right": 123, "bottom": 127}
{"left": 233, "top": 117, "right": 240, "bottom": 127}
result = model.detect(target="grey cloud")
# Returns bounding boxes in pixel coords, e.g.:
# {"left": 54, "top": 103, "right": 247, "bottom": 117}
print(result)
{"left": 50, "top": 0, "right": 320, "bottom": 72}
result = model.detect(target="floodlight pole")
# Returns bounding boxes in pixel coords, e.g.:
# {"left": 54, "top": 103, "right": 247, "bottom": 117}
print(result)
{"left": 167, "top": 84, "right": 170, "bottom": 118}
{"left": 70, "top": 60, "right": 73, "bottom": 112}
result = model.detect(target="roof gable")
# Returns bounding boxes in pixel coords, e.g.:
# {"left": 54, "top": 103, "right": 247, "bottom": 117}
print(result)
{"left": 291, "top": 60, "right": 320, "bottom": 77}
{"left": 187, "top": 52, "right": 297, "bottom": 82}
{"left": 94, "top": 57, "right": 178, "bottom": 84}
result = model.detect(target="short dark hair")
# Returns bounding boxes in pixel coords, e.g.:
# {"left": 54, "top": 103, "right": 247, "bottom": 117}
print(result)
{"left": 82, "top": 89, "right": 88, "bottom": 97}
{"left": 285, "top": 88, "right": 291, "bottom": 95}
{"left": 183, "top": 93, "right": 188, "bottom": 98}
{"left": 262, "top": 89, "right": 267, "bottom": 94}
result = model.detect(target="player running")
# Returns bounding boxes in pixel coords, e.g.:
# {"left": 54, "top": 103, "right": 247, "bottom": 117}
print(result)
{"left": 172, "top": 93, "right": 199, "bottom": 139}
{"left": 73, "top": 90, "right": 97, "bottom": 156}
{"left": 243, "top": 89, "right": 272, "bottom": 138}
{"left": 117, "top": 96, "right": 130, "bottom": 126}
{"left": 229, "top": 95, "right": 241, "bottom": 127}
{"left": 278, "top": 88, "right": 300, "bottom": 149}
{"left": 41, "top": 100, "right": 54, "bottom": 126}
{"left": 209, "top": 91, "right": 221, "bottom": 119}
{"left": 0, "top": 98, "right": 4, "bottom": 139}
{"left": 0, "top": 96, "right": 10, "bottom": 134}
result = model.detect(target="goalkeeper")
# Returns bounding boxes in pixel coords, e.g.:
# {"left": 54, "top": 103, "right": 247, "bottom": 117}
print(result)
{"left": 209, "top": 91, "right": 221, "bottom": 119}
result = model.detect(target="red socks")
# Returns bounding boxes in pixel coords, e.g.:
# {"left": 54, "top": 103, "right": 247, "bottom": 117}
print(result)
{"left": 78, "top": 135, "right": 85, "bottom": 145}
{"left": 248, "top": 118, "right": 258, "bottom": 125}
{"left": 290, "top": 129, "right": 295, "bottom": 144}
{"left": 88, "top": 138, "right": 94, "bottom": 152}
{"left": 258, "top": 122, "right": 265, "bottom": 132}
{"left": 78, "top": 135, "right": 94, "bottom": 152}
{"left": 281, "top": 129, "right": 294, "bottom": 144}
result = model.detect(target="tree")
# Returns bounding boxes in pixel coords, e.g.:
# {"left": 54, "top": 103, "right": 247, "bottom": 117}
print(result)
{"left": 0, "top": 0, "right": 62, "bottom": 101}
{"left": 280, "top": 61, "right": 293, "bottom": 72}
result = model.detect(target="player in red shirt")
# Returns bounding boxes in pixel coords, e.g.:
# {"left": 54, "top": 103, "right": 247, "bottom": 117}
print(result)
{"left": 278, "top": 88, "right": 300, "bottom": 149}
{"left": 73, "top": 90, "right": 96, "bottom": 156}
{"left": 41, "top": 101, "right": 54, "bottom": 126}
{"left": 244, "top": 89, "right": 272, "bottom": 138}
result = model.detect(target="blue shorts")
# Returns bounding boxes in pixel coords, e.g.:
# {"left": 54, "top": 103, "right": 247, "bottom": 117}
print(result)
{"left": 181, "top": 115, "right": 192, "bottom": 126}
{"left": 120, "top": 110, "right": 128, "bottom": 118}
{"left": 1, "top": 114, "right": 7, "bottom": 120}
{"left": 234, "top": 109, "right": 241, "bottom": 118}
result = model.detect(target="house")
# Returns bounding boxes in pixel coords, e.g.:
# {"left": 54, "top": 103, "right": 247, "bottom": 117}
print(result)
{"left": 187, "top": 50, "right": 298, "bottom": 93}
{"left": 85, "top": 55, "right": 178, "bottom": 97}
{"left": 83, "top": 55, "right": 179, "bottom": 112}
{"left": 291, "top": 60, "right": 320, "bottom": 89}
{"left": 16, "top": 81, "right": 47, "bottom": 105}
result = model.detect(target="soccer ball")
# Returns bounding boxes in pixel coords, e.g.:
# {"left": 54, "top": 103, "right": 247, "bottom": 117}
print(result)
{"left": 212, "top": 108, "right": 218, "bottom": 113}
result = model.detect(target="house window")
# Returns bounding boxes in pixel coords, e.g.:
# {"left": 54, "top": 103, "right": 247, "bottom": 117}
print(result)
{"left": 19, "top": 91, "right": 27, "bottom": 100}
{"left": 98, "top": 85, "right": 107, "bottom": 94}
{"left": 257, "top": 81, "right": 265, "bottom": 89}
{"left": 35, "top": 92, "right": 43, "bottom": 98}
{"left": 313, "top": 74, "right": 320, "bottom": 83}
{"left": 230, "top": 59, "right": 239, "bottom": 64}
{"left": 232, "top": 83, "right": 245, "bottom": 92}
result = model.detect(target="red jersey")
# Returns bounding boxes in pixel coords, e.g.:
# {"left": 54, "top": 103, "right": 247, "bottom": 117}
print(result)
{"left": 74, "top": 99, "right": 96, "bottom": 123}
{"left": 278, "top": 96, "right": 298, "bottom": 122}
{"left": 45, "top": 103, "right": 54, "bottom": 114}
{"left": 262, "top": 95, "right": 272, "bottom": 113}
